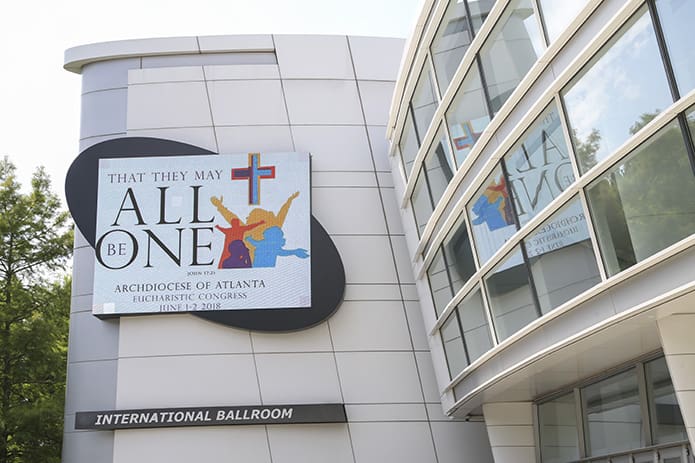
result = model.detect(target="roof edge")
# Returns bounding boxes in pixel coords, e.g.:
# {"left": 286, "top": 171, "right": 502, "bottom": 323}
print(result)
{"left": 63, "top": 34, "right": 276, "bottom": 74}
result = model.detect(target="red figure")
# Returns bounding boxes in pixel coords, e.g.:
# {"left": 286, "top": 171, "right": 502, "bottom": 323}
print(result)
{"left": 215, "top": 219, "right": 264, "bottom": 269}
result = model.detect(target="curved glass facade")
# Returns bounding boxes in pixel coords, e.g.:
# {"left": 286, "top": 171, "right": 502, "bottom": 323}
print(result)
{"left": 537, "top": 355, "right": 687, "bottom": 461}
{"left": 389, "top": 0, "right": 695, "bottom": 386}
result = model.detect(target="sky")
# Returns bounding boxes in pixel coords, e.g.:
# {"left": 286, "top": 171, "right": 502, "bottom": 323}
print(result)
{"left": 0, "top": 0, "right": 423, "bottom": 202}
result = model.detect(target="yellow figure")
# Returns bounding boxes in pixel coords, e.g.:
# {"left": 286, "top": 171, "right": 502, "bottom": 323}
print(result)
{"left": 210, "top": 191, "right": 300, "bottom": 261}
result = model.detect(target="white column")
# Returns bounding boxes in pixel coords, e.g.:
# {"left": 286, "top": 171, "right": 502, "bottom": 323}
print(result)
{"left": 482, "top": 402, "right": 536, "bottom": 463}
{"left": 657, "top": 314, "right": 695, "bottom": 447}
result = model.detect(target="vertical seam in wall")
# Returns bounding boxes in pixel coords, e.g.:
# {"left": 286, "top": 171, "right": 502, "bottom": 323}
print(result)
{"left": 198, "top": 37, "right": 220, "bottom": 154}
{"left": 264, "top": 424, "right": 275, "bottom": 463}
{"left": 111, "top": 429, "right": 117, "bottom": 462}
{"left": 111, "top": 310, "right": 120, "bottom": 461}
{"left": 273, "top": 35, "right": 297, "bottom": 151}
{"left": 346, "top": 35, "right": 441, "bottom": 463}
{"left": 249, "top": 333, "right": 275, "bottom": 463}
{"left": 285, "top": 33, "right": 357, "bottom": 463}
{"left": 249, "top": 333, "right": 264, "bottom": 405}
{"left": 326, "top": 320, "right": 358, "bottom": 463}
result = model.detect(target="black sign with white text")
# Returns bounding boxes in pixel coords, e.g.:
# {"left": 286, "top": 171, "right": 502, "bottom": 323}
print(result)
{"left": 75, "top": 403, "right": 346, "bottom": 430}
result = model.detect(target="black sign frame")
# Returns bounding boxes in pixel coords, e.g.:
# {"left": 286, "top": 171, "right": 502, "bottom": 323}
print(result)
{"left": 75, "top": 403, "right": 347, "bottom": 430}
{"left": 65, "top": 137, "right": 346, "bottom": 332}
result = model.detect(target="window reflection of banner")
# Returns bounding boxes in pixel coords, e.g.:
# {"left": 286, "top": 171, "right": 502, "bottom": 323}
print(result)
{"left": 525, "top": 201, "right": 590, "bottom": 258}
{"left": 505, "top": 108, "right": 575, "bottom": 226}
{"left": 452, "top": 120, "right": 483, "bottom": 151}
{"left": 469, "top": 172, "right": 517, "bottom": 265}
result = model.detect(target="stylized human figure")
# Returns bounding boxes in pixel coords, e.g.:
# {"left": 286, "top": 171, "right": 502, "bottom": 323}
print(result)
{"left": 210, "top": 192, "right": 300, "bottom": 261}
{"left": 221, "top": 240, "right": 252, "bottom": 268}
{"left": 246, "top": 226, "right": 309, "bottom": 268}
{"left": 213, "top": 218, "right": 264, "bottom": 269}
{"left": 471, "top": 195, "right": 508, "bottom": 231}
{"left": 471, "top": 179, "right": 514, "bottom": 232}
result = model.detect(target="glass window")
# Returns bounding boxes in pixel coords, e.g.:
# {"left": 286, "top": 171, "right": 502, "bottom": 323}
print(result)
{"left": 411, "top": 174, "right": 434, "bottom": 237}
{"left": 538, "top": 0, "right": 589, "bottom": 43}
{"left": 645, "top": 357, "right": 687, "bottom": 444}
{"left": 479, "top": 0, "right": 545, "bottom": 115}
{"left": 441, "top": 311, "right": 468, "bottom": 377}
{"left": 484, "top": 247, "right": 537, "bottom": 340}
{"left": 427, "top": 215, "right": 476, "bottom": 317}
{"left": 582, "top": 369, "right": 644, "bottom": 456}
{"left": 655, "top": 0, "right": 695, "bottom": 96}
{"left": 411, "top": 126, "right": 456, "bottom": 236}
{"left": 467, "top": 0, "right": 495, "bottom": 34}
{"left": 411, "top": 60, "right": 439, "bottom": 141}
{"left": 443, "top": 219, "right": 477, "bottom": 295}
{"left": 539, "top": 392, "right": 579, "bottom": 463}
{"left": 467, "top": 166, "right": 517, "bottom": 265}
{"left": 428, "top": 250, "right": 455, "bottom": 317}
{"left": 538, "top": 357, "right": 687, "bottom": 461}
{"left": 457, "top": 287, "right": 492, "bottom": 362}
{"left": 586, "top": 118, "right": 695, "bottom": 276}
{"left": 445, "top": 63, "right": 490, "bottom": 166}
{"left": 525, "top": 197, "right": 601, "bottom": 315}
{"left": 431, "top": 0, "right": 474, "bottom": 93}
{"left": 505, "top": 103, "right": 575, "bottom": 227}
{"left": 399, "top": 111, "right": 419, "bottom": 179}
{"left": 562, "top": 7, "right": 672, "bottom": 173}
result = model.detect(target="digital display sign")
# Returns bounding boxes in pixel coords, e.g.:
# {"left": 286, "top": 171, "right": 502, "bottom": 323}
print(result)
{"left": 92, "top": 152, "right": 311, "bottom": 315}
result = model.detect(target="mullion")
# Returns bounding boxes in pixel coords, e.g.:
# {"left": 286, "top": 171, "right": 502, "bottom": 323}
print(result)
{"left": 454, "top": 308, "right": 471, "bottom": 366}
{"left": 476, "top": 54, "right": 496, "bottom": 120}
{"left": 677, "top": 112, "right": 695, "bottom": 177}
{"left": 646, "top": 0, "right": 695, "bottom": 174}
{"left": 421, "top": 163, "right": 438, "bottom": 231}
{"left": 636, "top": 362, "right": 654, "bottom": 448}
{"left": 401, "top": 104, "right": 421, "bottom": 178}
{"left": 647, "top": 0, "right": 681, "bottom": 102}
{"left": 411, "top": 103, "right": 423, "bottom": 147}
{"left": 439, "top": 242, "right": 457, "bottom": 315}
{"left": 644, "top": 1, "right": 695, "bottom": 175}
{"left": 500, "top": 158, "right": 543, "bottom": 319}
{"left": 462, "top": 0, "right": 476, "bottom": 44}
{"left": 534, "top": 0, "right": 552, "bottom": 47}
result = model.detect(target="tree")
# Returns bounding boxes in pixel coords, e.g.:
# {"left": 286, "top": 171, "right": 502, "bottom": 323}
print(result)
{"left": 629, "top": 110, "right": 659, "bottom": 135}
{"left": 0, "top": 158, "right": 73, "bottom": 463}
{"left": 572, "top": 128, "right": 601, "bottom": 174}
{"left": 584, "top": 113, "right": 695, "bottom": 276}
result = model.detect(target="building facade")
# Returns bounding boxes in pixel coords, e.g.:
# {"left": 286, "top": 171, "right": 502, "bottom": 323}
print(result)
{"left": 387, "top": 0, "right": 695, "bottom": 462}
{"left": 62, "top": 35, "right": 494, "bottom": 463}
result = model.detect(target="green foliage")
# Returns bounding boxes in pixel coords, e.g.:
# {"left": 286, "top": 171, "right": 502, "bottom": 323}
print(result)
{"left": 629, "top": 110, "right": 659, "bottom": 135}
{"left": 586, "top": 117, "right": 695, "bottom": 276}
{"left": 573, "top": 128, "right": 602, "bottom": 174}
{"left": 0, "top": 157, "right": 73, "bottom": 463}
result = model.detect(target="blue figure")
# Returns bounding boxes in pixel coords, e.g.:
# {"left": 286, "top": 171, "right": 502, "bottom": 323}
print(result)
{"left": 471, "top": 195, "right": 508, "bottom": 231}
{"left": 246, "top": 226, "right": 309, "bottom": 268}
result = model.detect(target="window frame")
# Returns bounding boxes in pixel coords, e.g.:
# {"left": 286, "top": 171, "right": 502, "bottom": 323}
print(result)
{"left": 535, "top": 352, "right": 687, "bottom": 461}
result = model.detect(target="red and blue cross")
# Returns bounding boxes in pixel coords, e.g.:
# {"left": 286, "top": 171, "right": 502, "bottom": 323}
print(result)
{"left": 231, "top": 153, "right": 276, "bottom": 205}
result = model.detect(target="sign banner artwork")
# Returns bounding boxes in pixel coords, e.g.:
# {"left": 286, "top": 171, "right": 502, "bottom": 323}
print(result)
{"left": 75, "top": 404, "right": 347, "bottom": 430}
{"left": 92, "top": 152, "right": 311, "bottom": 315}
